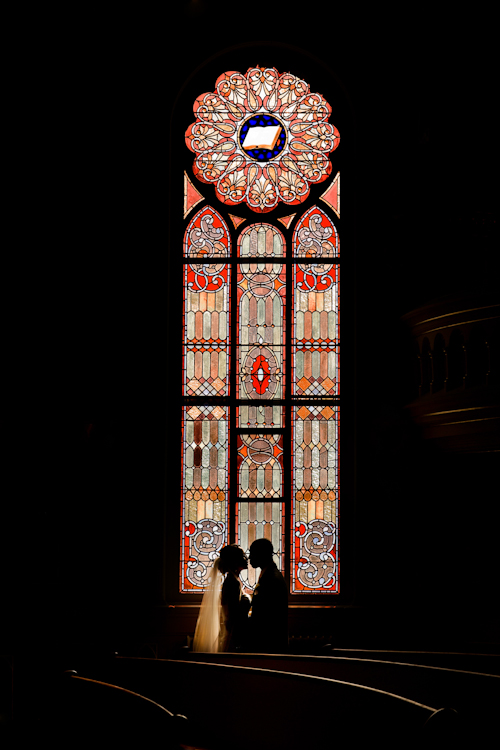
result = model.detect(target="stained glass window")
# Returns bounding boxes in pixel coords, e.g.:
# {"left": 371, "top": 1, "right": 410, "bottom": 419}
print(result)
{"left": 181, "top": 404, "right": 229, "bottom": 591}
{"left": 237, "top": 260, "right": 286, "bottom": 402}
{"left": 181, "top": 67, "right": 340, "bottom": 596}
{"left": 292, "top": 404, "right": 338, "bottom": 592}
{"left": 185, "top": 67, "right": 339, "bottom": 213}
{"left": 292, "top": 261, "right": 338, "bottom": 398}
{"left": 237, "top": 224, "right": 286, "bottom": 257}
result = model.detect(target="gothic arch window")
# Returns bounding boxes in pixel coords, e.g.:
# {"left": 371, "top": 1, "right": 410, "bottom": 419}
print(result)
{"left": 174, "top": 59, "right": 346, "bottom": 600}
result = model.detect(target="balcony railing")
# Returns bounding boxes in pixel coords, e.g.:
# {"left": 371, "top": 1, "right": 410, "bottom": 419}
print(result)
{"left": 401, "top": 291, "right": 500, "bottom": 452}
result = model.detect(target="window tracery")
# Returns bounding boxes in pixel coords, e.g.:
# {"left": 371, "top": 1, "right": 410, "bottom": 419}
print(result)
{"left": 185, "top": 67, "right": 340, "bottom": 213}
{"left": 181, "top": 67, "right": 341, "bottom": 596}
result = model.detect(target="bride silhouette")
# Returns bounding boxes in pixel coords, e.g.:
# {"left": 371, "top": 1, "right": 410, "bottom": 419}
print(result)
{"left": 193, "top": 545, "right": 251, "bottom": 652}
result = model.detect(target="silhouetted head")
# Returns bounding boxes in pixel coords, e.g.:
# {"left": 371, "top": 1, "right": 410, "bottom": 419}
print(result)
{"left": 249, "top": 538, "right": 274, "bottom": 570}
{"left": 218, "top": 545, "right": 248, "bottom": 576}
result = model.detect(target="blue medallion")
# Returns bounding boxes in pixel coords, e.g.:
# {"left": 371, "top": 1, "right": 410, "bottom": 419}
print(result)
{"left": 239, "top": 114, "right": 286, "bottom": 162}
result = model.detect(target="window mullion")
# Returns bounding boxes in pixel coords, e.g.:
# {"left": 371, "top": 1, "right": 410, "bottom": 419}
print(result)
{"left": 230, "top": 251, "right": 237, "bottom": 545}
{"left": 284, "top": 253, "right": 293, "bottom": 588}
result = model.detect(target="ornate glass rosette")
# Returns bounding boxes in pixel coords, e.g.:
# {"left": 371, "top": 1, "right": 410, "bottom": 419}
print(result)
{"left": 185, "top": 68, "right": 340, "bottom": 213}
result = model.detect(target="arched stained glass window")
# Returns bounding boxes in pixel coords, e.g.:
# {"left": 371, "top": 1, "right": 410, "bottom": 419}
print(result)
{"left": 180, "top": 65, "right": 341, "bottom": 596}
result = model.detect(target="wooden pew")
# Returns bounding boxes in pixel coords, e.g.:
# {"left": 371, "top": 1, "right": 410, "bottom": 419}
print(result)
{"left": 330, "top": 648, "right": 500, "bottom": 675}
{"left": 184, "top": 652, "right": 499, "bottom": 746}
{"left": 19, "top": 671, "right": 188, "bottom": 749}
{"left": 89, "top": 657, "right": 450, "bottom": 750}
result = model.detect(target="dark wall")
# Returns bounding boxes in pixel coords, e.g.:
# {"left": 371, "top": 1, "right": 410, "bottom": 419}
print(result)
{"left": 5, "top": 5, "right": 498, "bottom": 655}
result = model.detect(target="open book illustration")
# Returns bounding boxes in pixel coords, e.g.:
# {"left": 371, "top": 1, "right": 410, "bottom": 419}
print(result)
{"left": 242, "top": 124, "right": 282, "bottom": 151}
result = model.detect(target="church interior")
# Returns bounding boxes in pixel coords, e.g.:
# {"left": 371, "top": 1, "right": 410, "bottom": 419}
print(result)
{"left": 3, "top": 3, "right": 499, "bottom": 745}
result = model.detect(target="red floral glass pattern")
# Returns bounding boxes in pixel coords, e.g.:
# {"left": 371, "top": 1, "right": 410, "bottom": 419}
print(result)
{"left": 181, "top": 405, "right": 229, "bottom": 591}
{"left": 186, "top": 68, "right": 340, "bottom": 213}
{"left": 291, "top": 404, "right": 338, "bottom": 593}
{"left": 293, "top": 205, "right": 339, "bottom": 258}
{"left": 184, "top": 205, "right": 230, "bottom": 258}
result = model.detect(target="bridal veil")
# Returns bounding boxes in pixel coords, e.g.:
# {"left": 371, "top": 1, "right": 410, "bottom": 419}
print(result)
{"left": 192, "top": 557, "right": 224, "bottom": 652}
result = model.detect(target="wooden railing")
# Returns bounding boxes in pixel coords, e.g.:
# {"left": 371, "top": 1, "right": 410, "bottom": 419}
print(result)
{"left": 402, "top": 291, "right": 500, "bottom": 452}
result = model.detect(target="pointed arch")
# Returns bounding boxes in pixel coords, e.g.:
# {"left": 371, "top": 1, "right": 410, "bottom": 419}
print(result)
{"left": 166, "top": 42, "right": 355, "bottom": 605}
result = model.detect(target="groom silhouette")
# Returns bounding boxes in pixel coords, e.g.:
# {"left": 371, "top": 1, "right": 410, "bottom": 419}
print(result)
{"left": 248, "top": 539, "right": 288, "bottom": 653}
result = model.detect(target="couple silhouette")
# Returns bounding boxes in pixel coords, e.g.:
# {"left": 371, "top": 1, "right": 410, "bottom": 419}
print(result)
{"left": 193, "top": 539, "right": 288, "bottom": 654}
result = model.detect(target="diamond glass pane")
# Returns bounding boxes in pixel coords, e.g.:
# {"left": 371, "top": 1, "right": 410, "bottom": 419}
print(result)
{"left": 237, "top": 434, "right": 283, "bottom": 498}
{"left": 237, "top": 404, "right": 285, "bottom": 428}
{"left": 237, "top": 262, "right": 286, "bottom": 400}
{"left": 181, "top": 405, "right": 229, "bottom": 591}
{"left": 292, "top": 404, "right": 338, "bottom": 593}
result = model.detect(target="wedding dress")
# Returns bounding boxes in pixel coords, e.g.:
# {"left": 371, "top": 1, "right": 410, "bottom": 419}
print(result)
{"left": 193, "top": 559, "right": 251, "bottom": 652}
{"left": 192, "top": 558, "right": 224, "bottom": 652}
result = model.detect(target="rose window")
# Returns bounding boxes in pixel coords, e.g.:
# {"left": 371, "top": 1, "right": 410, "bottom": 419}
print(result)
{"left": 185, "top": 67, "right": 340, "bottom": 213}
